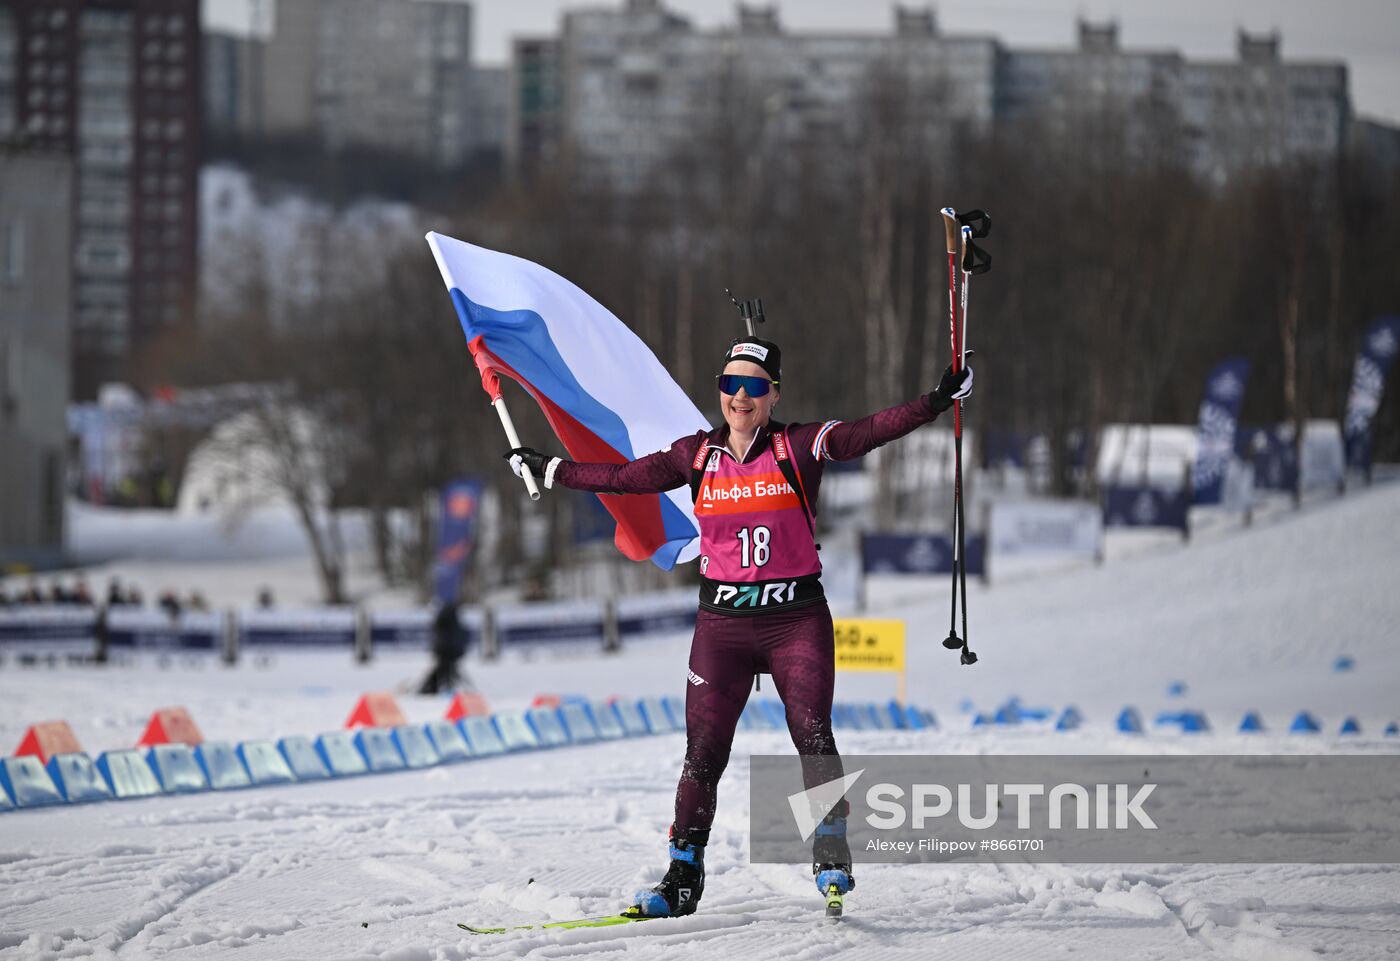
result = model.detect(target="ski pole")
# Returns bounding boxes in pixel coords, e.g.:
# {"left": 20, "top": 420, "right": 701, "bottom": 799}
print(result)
{"left": 939, "top": 208, "right": 964, "bottom": 655}
{"left": 953, "top": 217, "right": 990, "bottom": 665}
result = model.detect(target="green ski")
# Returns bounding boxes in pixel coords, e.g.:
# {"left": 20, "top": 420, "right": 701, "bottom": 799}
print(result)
{"left": 458, "top": 908, "right": 658, "bottom": 935}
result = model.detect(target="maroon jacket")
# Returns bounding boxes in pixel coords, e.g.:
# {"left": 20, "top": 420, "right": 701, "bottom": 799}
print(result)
{"left": 555, "top": 395, "right": 940, "bottom": 514}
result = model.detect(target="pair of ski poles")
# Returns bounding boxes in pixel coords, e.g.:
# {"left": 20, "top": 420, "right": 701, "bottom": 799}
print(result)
{"left": 939, "top": 207, "right": 991, "bottom": 666}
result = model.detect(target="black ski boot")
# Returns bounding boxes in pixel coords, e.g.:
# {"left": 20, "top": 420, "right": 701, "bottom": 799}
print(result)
{"left": 627, "top": 828, "right": 706, "bottom": 918}
{"left": 812, "top": 801, "right": 854, "bottom": 917}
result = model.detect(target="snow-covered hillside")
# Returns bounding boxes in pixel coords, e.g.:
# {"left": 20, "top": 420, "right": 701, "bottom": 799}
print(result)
{"left": 2, "top": 482, "right": 1399, "bottom": 959}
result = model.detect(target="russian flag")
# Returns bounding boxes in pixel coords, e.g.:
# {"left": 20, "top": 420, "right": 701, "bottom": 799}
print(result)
{"left": 426, "top": 231, "right": 708, "bottom": 569}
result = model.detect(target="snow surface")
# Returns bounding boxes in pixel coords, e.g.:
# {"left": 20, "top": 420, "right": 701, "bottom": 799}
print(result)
{"left": 3, "top": 483, "right": 1400, "bottom": 959}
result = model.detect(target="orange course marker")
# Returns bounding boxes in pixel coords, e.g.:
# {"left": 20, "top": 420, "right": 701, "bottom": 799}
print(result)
{"left": 345, "top": 691, "right": 408, "bottom": 728}
{"left": 15, "top": 720, "right": 83, "bottom": 764}
{"left": 136, "top": 707, "right": 204, "bottom": 747}
{"left": 445, "top": 691, "right": 491, "bottom": 722}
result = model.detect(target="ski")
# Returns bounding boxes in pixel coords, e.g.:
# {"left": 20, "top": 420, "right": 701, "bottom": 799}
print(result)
{"left": 457, "top": 908, "right": 659, "bottom": 935}
{"left": 824, "top": 883, "right": 845, "bottom": 920}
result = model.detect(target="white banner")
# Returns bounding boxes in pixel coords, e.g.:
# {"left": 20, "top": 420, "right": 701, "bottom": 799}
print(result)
{"left": 989, "top": 500, "right": 1102, "bottom": 578}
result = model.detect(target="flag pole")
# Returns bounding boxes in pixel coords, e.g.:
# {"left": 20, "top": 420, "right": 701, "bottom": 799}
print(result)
{"left": 494, "top": 396, "right": 540, "bottom": 501}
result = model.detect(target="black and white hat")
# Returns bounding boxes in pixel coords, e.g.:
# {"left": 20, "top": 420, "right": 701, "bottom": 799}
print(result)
{"left": 723, "top": 338, "right": 781, "bottom": 382}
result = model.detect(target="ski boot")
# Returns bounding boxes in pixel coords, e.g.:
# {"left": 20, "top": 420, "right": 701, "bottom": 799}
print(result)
{"left": 626, "top": 827, "right": 706, "bottom": 918}
{"left": 812, "top": 800, "right": 854, "bottom": 919}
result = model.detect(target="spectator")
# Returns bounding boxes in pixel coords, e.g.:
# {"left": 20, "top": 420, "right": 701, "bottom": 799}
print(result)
{"left": 21, "top": 580, "right": 42, "bottom": 604}
{"left": 158, "top": 590, "right": 182, "bottom": 620}
{"left": 188, "top": 591, "right": 209, "bottom": 612}
{"left": 73, "top": 578, "right": 93, "bottom": 606}
{"left": 257, "top": 587, "right": 275, "bottom": 610}
{"left": 0, "top": 587, "right": 10, "bottom": 607}
{"left": 106, "top": 578, "right": 126, "bottom": 608}
{"left": 126, "top": 586, "right": 144, "bottom": 607}
{"left": 419, "top": 602, "right": 471, "bottom": 694}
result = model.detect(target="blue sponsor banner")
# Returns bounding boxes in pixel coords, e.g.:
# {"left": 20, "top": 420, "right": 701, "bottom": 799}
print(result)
{"left": 369, "top": 609, "right": 483, "bottom": 650}
{"left": 1102, "top": 485, "right": 1190, "bottom": 534}
{"left": 495, "top": 600, "right": 606, "bottom": 647}
{"left": 434, "top": 478, "right": 483, "bottom": 606}
{"left": 1192, "top": 358, "right": 1251, "bottom": 505}
{"left": 106, "top": 610, "right": 221, "bottom": 651}
{"left": 1241, "top": 426, "right": 1299, "bottom": 491}
{"left": 860, "top": 533, "right": 986, "bottom": 577}
{"left": 616, "top": 591, "right": 698, "bottom": 640}
{"left": 239, "top": 609, "right": 356, "bottom": 647}
{"left": 0, "top": 608, "right": 96, "bottom": 650}
{"left": 1344, "top": 316, "right": 1400, "bottom": 471}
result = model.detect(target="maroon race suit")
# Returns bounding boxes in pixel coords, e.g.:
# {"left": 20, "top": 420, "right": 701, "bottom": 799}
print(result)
{"left": 554, "top": 395, "right": 942, "bottom": 836}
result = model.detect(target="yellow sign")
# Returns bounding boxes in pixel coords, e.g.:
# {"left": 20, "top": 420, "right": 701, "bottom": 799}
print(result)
{"left": 833, "top": 619, "right": 906, "bottom": 673}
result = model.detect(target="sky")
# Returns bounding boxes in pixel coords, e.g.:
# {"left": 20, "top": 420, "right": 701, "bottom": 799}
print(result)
{"left": 203, "top": 0, "right": 1400, "bottom": 125}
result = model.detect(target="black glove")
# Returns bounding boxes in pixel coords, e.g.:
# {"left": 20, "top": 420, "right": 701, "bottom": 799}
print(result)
{"left": 928, "top": 360, "right": 974, "bottom": 413}
{"left": 504, "top": 447, "right": 555, "bottom": 481}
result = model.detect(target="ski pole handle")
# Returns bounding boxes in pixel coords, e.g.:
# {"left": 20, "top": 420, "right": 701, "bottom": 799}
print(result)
{"left": 493, "top": 397, "right": 541, "bottom": 501}
{"left": 941, "top": 207, "right": 961, "bottom": 256}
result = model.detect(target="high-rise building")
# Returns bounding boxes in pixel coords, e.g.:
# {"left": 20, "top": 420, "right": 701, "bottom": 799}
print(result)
{"left": 0, "top": 0, "right": 200, "bottom": 400}
{"left": 506, "top": 36, "right": 562, "bottom": 180}
{"left": 1180, "top": 31, "right": 1349, "bottom": 185}
{"left": 0, "top": 148, "right": 73, "bottom": 567}
{"left": 252, "top": 0, "right": 481, "bottom": 167}
{"left": 512, "top": 1, "right": 1351, "bottom": 192}
{"left": 541, "top": 2, "right": 997, "bottom": 191}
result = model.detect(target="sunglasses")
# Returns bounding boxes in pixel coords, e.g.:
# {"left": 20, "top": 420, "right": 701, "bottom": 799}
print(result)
{"left": 716, "top": 374, "right": 777, "bottom": 397}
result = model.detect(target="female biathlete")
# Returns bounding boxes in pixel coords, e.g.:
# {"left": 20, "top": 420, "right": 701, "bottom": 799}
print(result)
{"left": 505, "top": 337, "right": 972, "bottom": 917}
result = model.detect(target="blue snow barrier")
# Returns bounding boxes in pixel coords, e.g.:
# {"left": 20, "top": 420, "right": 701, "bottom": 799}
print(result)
{"left": 1116, "top": 707, "right": 1144, "bottom": 734}
{"left": 423, "top": 720, "right": 472, "bottom": 762}
{"left": 1167, "top": 681, "right": 1189, "bottom": 697}
{"left": 886, "top": 700, "right": 909, "bottom": 730}
{"left": 1018, "top": 707, "right": 1054, "bottom": 722}
{"left": 639, "top": 697, "right": 679, "bottom": 734}
{"left": 829, "top": 703, "right": 854, "bottom": 730}
{"left": 1339, "top": 717, "right": 1361, "bottom": 735}
{"left": 1239, "top": 712, "right": 1266, "bottom": 733}
{"left": 46, "top": 753, "right": 113, "bottom": 804}
{"left": 557, "top": 703, "right": 600, "bottom": 743}
{"left": 0, "top": 755, "right": 64, "bottom": 808}
{"left": 279, "top": 736, "right": 332, "bottom": 780}
{"left": 918, "top": 709, "right": 937, "bottom": 728}
{"left": 861, "top": 703, "right": 889, "bottom": 730}
{"left": 1055, "top": 707, "right": 1083, "bottom": 731}
{"left": 354, "top": 727, "right": 407, "bottom": 772}
{"left": 95, "top": 749, "right": 163, "bottom": 799}
{"left": 458, "top": 716, "right": 507, "bottom": 755}
{"left": 492, "top": 711, "right": 542, "bottom": 751}
{"left": 958, "top": 699, "right": 976, "bottom": 714}
{"left": 902, "top": 704, "right": 931, "bottom": 730}
{"left": 972, "top": 713, "right": 993, "bottom": 728}
{"left": 662, "top": 696, "right": 686, "bottom": 731}
{"left": 1333, "top": 656, "right": 1355, "bottom": 673}
{"left": 589, "top": 702, "right": 626, "bottom": 740}
{"left": 146, "top": 744, "right": 210, "bottom": 794}
{"left": 1153, "top": 710, "right": 1209, "bottom": 733}
{"left": 611, "top": 700, "right": 651, "bottom": 737}
{"left": 194, "top": 741, "right": 253, "bottom": 790}
{"left": 391, "top": 725, "right": 441, "bottom": 768}
{"left": 1289, "top": 711, "right": 1322, "bottom": 734}
{"left": 525, "top": 707, "right": 570, "bottom": 747}
{"left": 315, "top": 731, "right": 370, "bottom": 776}
{"left": 994, "top": 702, "right": 1021, "bottom": 725}
{"left": 238, "top": 741, "right": 297, "bottom": 785}
{"left": 1385, "top": 722, "right": 1399, "bottom": 737}
{"left": 758, "top": 699, "right": 787, "bottom": 732}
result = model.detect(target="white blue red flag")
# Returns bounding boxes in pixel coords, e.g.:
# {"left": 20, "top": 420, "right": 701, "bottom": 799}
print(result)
{"left": 426, "top": 231, "right": 707, "bottom": 569}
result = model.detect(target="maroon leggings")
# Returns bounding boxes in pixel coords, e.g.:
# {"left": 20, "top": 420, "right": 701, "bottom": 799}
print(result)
{"left": 674, "top": 602, "right": 842, "bottom": 837}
